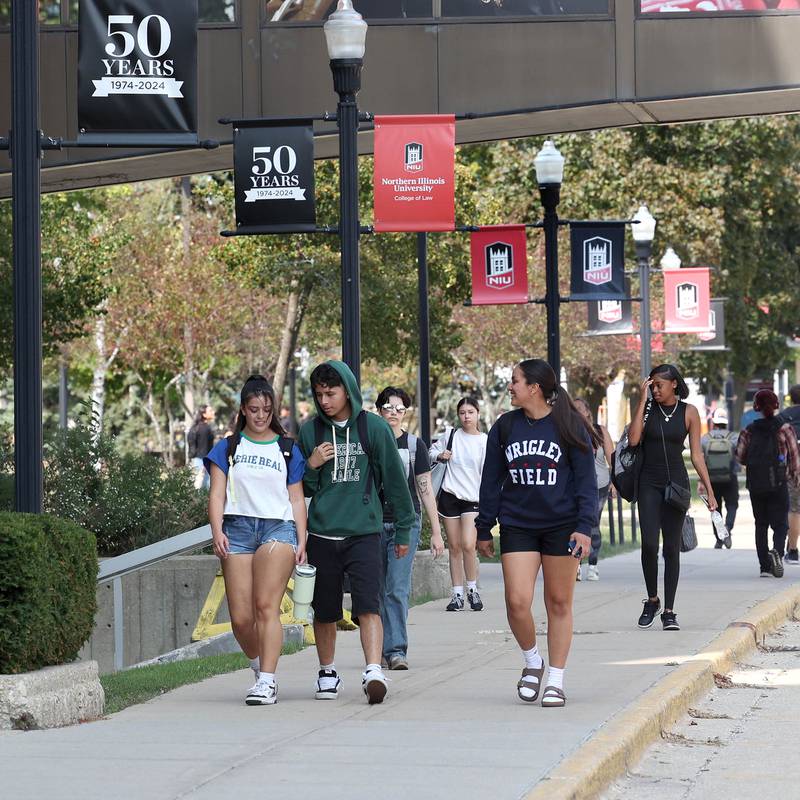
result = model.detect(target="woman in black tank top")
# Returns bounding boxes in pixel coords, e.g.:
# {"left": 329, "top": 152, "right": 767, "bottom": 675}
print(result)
{"left": 628, "top": 364, "right": 718, "bottom": 632}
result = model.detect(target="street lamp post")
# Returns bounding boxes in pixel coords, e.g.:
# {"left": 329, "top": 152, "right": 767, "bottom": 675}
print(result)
{"left": 631, "top": 204, "right": 657, "bottom": 379}
{"left": 324, "top": 1, "right": 367, "bottom": 383}
{"left": 534, "top": 140, "right": 565, "bottom": 375}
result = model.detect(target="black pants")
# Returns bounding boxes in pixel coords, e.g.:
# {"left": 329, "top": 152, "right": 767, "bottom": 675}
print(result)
{"left": 638, "top": 481, "right": 686, "bottom": 611}
{"left": 710, "top": 478, "right": 739, "bottom": 532}
{"left": 749, "top": 486, "right": 789, "bottom": 571}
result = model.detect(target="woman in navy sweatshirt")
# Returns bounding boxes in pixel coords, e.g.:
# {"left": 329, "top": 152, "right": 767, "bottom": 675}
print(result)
{"left": 476, "top": 359, "right": 599, "bottom": 707}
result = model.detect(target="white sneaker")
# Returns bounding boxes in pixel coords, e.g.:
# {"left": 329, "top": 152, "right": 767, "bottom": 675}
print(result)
{"left": 575, "top": 565, "right": 582, "bottom": 582}
{"left": 587, "top": 565, "right": 599, "bottom": 581}
{"left": 245, "top": 678, "right": 277, "bottom": 706}
{"left": 315, "top": 669, "right": 341, "bottom": 700}
{"left": 362, "top": 667, "right": 388, "bottom": 705}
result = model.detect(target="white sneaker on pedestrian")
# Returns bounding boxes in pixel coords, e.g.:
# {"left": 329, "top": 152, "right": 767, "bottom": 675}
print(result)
{"left": 587, "top": 565, "right": 599, "bottom": 581}
{"left": 245, "top": 677, "right": 277, "bottom": 706}
{"left": 315, "top": 669, "right": 341, "bottom": 700}
{"left": 362, "top": 667, "right": 388, "bottom": 705}
{"left": 575, "top": 565, "right": 582, "bottom": 582}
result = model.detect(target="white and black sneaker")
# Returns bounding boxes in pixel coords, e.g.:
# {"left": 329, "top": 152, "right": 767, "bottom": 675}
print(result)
{"left": 245, "top": 677, "right": 277, "bottom": 706}
{"left": 637, "top": 598, "right": 661, "bottom": 629}
{"left": 770, "top": 549, "right": 785, "bottom": 578}
{"left": 661, "top": 611, "right": 680, "bottom": 631}
{"left": 467, "top": 588, "right": 484, "bottom": 611}
{"left": 362, "top": 667, "right": 388, "bottom": 705}
{"left": 315, "top": 668, "right": 341, "bottom": 700}
{"left": 445, "top": 593, "right": 464, "bottom": 612}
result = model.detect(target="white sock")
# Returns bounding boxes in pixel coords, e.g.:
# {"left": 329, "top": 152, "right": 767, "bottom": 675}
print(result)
{"left": 466, "top": 580, "right": 477, "bottom": 592}
{"left": 365, "top": 663, "right": 382, "bottom": 674}
{"left": 453, "top": 585, "right": 464, "bottom": 597}
{"left": 320, "top": 662, "right": 335, "bottom": 672}
{"left": 547, "top": 666, "right": 565, "bottom": 691}
{"left": 522, "top": 645, "right": 543, "bottom": 670}
{"left": 258, "top": 671, "right": 275, "bottom": 684}
{"left": 249, "top": 657, "right": 259, "bottom": 671}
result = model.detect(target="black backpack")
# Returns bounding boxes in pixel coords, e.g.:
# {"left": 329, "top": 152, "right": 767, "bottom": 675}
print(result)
{"left": 225, "top": 431, "right": 294, "bottom": 477}
{"left": 779, "top": 406, "right": 800, "bottom": 444}
{"left": 745, "top": 418, "right": 786, "bottom": 494}
{"left": 314, "top": 411, "right": 378, "bottom": 506}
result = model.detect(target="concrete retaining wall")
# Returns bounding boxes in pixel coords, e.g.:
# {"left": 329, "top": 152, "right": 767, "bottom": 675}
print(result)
{"left": 81, "top": 552, "right": 450, "bottom": 675}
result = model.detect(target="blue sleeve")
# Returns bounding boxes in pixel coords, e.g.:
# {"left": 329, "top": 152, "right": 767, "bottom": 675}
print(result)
{"left": 204, "top": 439, "right": 229, "bottom": 476}
{"left": 287, "top": 443, "right": 306, "bottom": 485}
{"left": 476, "top": 421, "right": 506, "bottom": 540}
{"left": 572, "top": 434, "right": 599, "bottom": 536}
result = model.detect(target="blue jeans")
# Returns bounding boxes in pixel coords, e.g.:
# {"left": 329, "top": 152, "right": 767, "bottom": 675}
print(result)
{"left": 380, "top": 513, "right": 421, "bottom": 660}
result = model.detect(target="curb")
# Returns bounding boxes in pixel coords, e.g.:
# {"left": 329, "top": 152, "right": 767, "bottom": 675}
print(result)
{"left": 525, "top": 584, "right": 800, "bottom": 800}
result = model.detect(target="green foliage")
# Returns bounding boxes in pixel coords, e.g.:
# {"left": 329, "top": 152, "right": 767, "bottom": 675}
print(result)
{"left": 0, "top": 512, "right": 97, "bottom": 674}
{"left": 43, "top": 416, "right": 207, "bottom": 555}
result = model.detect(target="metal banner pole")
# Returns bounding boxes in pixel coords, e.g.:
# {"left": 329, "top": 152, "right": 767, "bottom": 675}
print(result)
{"left": 417, "top": 232, "right": 432, "bottom": 445}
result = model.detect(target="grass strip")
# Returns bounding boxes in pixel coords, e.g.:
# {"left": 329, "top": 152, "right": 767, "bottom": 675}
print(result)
{"left": 101, "top": 642, "right": 304, "bottom": 715}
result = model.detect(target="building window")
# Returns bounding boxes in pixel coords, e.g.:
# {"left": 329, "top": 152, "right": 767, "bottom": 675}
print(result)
{"left": 265, "top": 0, "right": 433, "bottom": 23}
{"left": 199, "top": 0, "right": 237, "bottom": 22}
{"left": 441, "top": 0, "right": 609, "bottom": 14}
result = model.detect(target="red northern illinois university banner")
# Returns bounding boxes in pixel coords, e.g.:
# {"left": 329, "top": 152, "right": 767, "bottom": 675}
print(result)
{"left": 470, "top": 226, "right": 529, "bottom": 305}
{"left": 373, "top": 115, "right": 455, "bottom": 232}
{"left": 663, "top": 267, "right": 711, "bottom": 333}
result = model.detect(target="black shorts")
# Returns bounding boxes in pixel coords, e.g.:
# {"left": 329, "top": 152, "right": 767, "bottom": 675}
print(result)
{"left": 438, "top": 489, "right": 480, "bottom": 518}
{"left": 306, "top": 533, "right": 382, "bottom": 623}
{"left": 499, "top": 524, "right": 575, "bottom": 557}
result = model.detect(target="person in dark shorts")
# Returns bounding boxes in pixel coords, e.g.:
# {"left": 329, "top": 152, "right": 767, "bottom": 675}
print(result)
{"left": 476, "top": 359, "right": 599, "bottom": 708}
{"left": 778, "top": 384, "right": 800, "bottom": 565}
{"left": 298, "top": 361, "right": 414, "bottom": 705}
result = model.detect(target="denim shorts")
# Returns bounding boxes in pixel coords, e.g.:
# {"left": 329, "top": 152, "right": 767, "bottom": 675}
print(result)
{"left": 222, "top": 515, "right": 298, "bottom": 554}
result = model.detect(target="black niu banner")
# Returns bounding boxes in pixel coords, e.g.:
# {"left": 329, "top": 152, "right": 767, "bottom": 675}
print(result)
{"left": 234, "top": 121, "right": 316, "bottom": 233}
{"left": 691, "top": 299, "right": 727, "bottom": 351}
{"left": 569, "top": 222, "right": 626, "bottom": 301}
{"left": 78, "top": 0, "right": 198, "bottom": 144}
{"left": 586, "top": 291, "right": 633, "bottom": 336}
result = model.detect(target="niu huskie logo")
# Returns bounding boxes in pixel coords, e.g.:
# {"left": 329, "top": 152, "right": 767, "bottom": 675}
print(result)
{"left": 404, "top": 142, "right": 423, "bottom": 172}
{"left": 676, "top": 282, "right": 699, "bottom": 320}
{"left": 697, "top": 308, "right": 716, "bottom": 341}
{"left": 598, "top": 300, "right": 623, "bottom": 324}
{"left": 485, "top": 242, "right": 514, "bottom": 289}
{"left": 583, "top": 237, "right": 612, "bottom": 286}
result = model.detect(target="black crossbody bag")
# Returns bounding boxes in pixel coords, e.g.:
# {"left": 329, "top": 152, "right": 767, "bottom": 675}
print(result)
{"left": 660, "top": 421, "right": 691, "bottom": 512}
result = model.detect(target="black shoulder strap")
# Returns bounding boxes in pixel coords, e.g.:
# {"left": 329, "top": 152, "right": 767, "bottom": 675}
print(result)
{"left": 446, "top": 427, "right": 456, "bottom": 451}
{"left": 357, "top": 410, "right": 379, "bottom": 505}
{"left": 277, "top": 435, "right": 294, "bottom": 474}
{"left": 225, "top": 432, "right": 241, "bottom": 467}
{"left": 497, "top": 409, "right": 523, "bottom": 454}
{"left": 314, "top": 416, "right": 326, "bottom": 447}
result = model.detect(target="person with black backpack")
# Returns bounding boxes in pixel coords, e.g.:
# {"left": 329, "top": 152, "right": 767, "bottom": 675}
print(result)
{"left": 701, "top": 408, "right": 739, "bottom": 548}
{"left": 298, "top": 362, "right": 415, "bottom": 705}
{"left": 778, "top": 384, "right": 800, "bottom": 565}
{"left": 736, "top": 389, "right": 800, "bottom": 578}
{"left": 204, "top": 375, "right": 308, "bottom": 706}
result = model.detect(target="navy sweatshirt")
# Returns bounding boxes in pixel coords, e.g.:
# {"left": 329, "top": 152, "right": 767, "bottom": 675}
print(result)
{"left": 475, "top": 411, "right": 598, "bottom": 540}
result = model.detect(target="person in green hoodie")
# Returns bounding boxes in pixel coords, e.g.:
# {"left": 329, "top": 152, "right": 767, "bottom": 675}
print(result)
{"left": 298, "top": 361, "right": 415, "bottom": 705}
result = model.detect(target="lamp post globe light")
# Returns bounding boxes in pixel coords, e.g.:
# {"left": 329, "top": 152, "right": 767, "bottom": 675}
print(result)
{"left": 324, "top": 1, "right": 367, "bottom": 382}
{"left": 534, "top": 140, "right": 565, "bottom": 375}
{"left": 631, "top": 204, "right": 657, "bottom": 378}
{"left": 660, "top": 246, "right": 682, "bottom": 271}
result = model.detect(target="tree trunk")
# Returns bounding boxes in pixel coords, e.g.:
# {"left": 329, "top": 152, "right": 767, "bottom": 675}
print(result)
{"left": 732, "top": 374, "right": 749, "bottom": 432}
{"left": 143, "top": 382, "right": 167, "bottom": 461}
{"left": 91, "top": 316, "right": 108, "bottom": 434}
{"left": 273, "top": 288, "right": 300, "bottom": 404}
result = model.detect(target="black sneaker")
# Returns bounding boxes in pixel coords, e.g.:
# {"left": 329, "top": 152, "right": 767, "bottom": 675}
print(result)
{"left": 661, "top": 611, "right": 680, "bottom": 631}
{"left": 467, "top": 588, "right": 483, "bottom": 611}
{"left": 637, "top": 598, "right": 661, "bottom": 629}
{"left": 784, "top": 549, "right": 799, "bottom": 565}
{"left": 770, "top": 549, "right": 785, "bottom": 578}
{"left": 714, "top": 539, "right": 723, "bottom": 549}
{"left": 445, "top": 593, "right": 464, "bottom": 612}
{"left": 315, "top": 669, "right": 341, "bottom": 700}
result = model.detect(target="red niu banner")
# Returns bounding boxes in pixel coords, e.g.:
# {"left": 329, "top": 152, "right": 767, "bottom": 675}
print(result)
{"left": 470, "top": 226, "right": 529, "bottom": 305}
{"left": 663, "top": 267, "right": 711, "bottom": 333}
{"left": 373, "top": 115, "right": 455, "bottom": 232}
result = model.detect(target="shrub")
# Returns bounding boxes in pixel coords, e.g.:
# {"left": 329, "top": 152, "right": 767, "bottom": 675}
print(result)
{"left": 0, "top": 512, "right": 97, "bottom": 674}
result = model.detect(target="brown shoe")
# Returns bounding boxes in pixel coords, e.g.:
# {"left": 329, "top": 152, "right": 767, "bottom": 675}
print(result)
{"left": 541, "top": 686, "right": 566, "bottom": 707}
{"left": 517, "top": 665, "right": 545, "bottom": 702}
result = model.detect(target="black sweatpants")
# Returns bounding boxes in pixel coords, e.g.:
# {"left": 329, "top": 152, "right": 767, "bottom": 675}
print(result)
{"left": 710, "top": 478, "right": 739, "bottom": 532}
{"left": 749, "top": 486, "right": 789, "bottom": 571}
{"left": 638, "top": 481, "right": 687, "bottom": 611}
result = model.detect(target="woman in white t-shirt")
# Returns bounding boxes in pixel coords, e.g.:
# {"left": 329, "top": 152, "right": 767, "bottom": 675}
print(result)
{"left": 430, "top": 396, "right": 488, "bottom": 612}
{"left": 205, "top": 375, "right": 308, "bottom": 707}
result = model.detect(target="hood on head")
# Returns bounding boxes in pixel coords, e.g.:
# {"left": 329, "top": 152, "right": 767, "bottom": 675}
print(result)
{"left": 312, "top": 360, "right": 362, "bottom": 424}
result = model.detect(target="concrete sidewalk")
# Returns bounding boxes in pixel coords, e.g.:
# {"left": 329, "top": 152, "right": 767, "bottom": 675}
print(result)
{"left": 2, "top": 499, "right": 797, "bottom": 800}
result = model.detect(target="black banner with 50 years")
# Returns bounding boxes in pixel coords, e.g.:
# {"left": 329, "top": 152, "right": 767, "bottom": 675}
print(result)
{"left": 78, "top": 0, "right": 198, "bottom": 144}
{"left": 234, "top": 121, "right": 316, "bottom": 233}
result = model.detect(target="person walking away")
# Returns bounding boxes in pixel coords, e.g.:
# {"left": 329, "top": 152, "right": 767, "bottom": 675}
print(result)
{"left": 574, "top": 398, "right": 614, "bottom": 581}
{"left": 298, "top": 362, "right": 415, "bottom": 704}
{"left": 204, "top": 375, "right": 307, "bottom": 705}
{"left": 430, "top": 397, "right": 488, "bottom": 612}
{"left": 377, "top": 387, "right": 445, "bottom": 670}
{"left": 701, "top": 408, "right": 739, "bottom": 548}
{"left": 188, "top": 405, "right": 216, "bottom": 490}
{"left": 736, "top": 389, "right": 800, "bottom": 578}
{"left": 778, "top": 384, "right": 800, "bottom": 565}
{"left": 476, "top": 359, "right": 599, "bottom": 707}
{"left": 628, "top": 364, "right": 717, "bottom": 632}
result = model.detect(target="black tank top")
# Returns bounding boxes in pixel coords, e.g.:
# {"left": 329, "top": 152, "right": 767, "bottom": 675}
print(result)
{"left": 640, "top": 401, "right": 689, "bottom": 488}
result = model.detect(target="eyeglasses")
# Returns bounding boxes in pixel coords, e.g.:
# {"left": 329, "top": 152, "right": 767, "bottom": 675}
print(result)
{"left": 381, "top": 403, "right": 407, "bottom": 414}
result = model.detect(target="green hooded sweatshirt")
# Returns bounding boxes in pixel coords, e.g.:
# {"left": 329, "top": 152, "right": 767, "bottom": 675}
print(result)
{"left": 298, "top": 361, "right": 415, "bottom": 545}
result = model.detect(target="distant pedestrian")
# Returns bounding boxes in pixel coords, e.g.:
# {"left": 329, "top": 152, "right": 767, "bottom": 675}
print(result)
{"left": 778, "top": 384, "right": 800, "bottom": 566}
{"left": 701, "top": 408, "right": 739, "bottom": 548}
{"left": 573, "top": 398, "right": 615, "bottom": 582}
{"left": 476, "top": 359, "right": 599, "bottom": 707}
{"left": 204, "top": 375, "right": 308, "bottom": 706}
{"left": 430, "top": 396, "right": 488, "bottom": 613}
{"left": 628, "top": 365, "right": 717, "bottom": 632}
{"left": 736, "top": 389, "right": 800, "bottom": 578}
{"left": 188, "top": 405, "right": 216, "bottom": 490}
